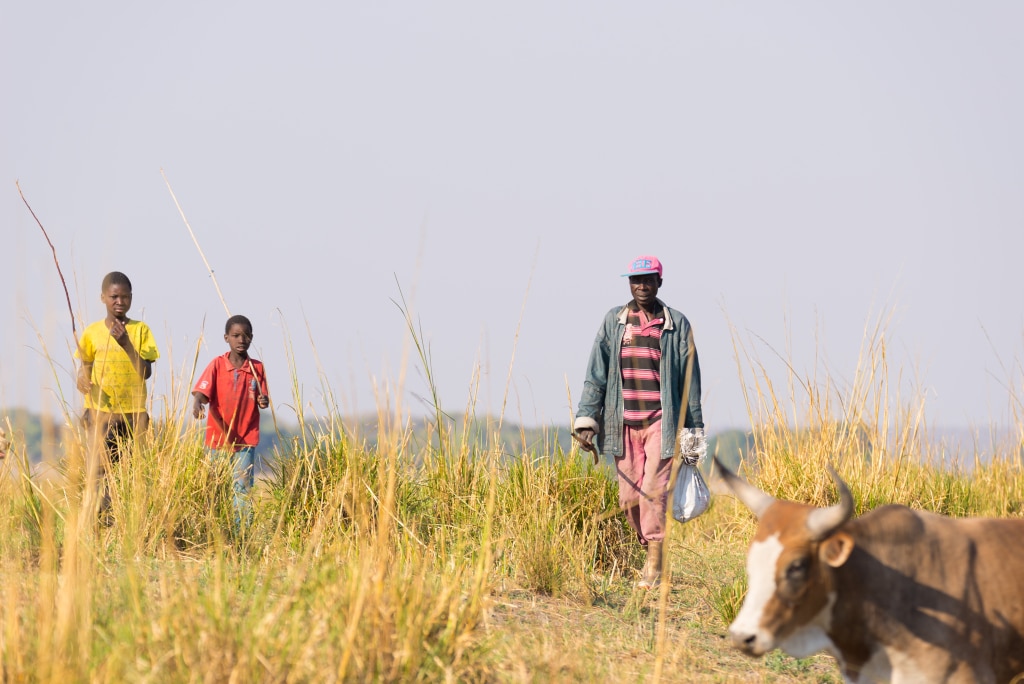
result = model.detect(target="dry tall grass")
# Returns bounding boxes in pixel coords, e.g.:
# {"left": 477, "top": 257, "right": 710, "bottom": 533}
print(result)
{"left": 0, "top": 312, "right": 1021, "bottom": 683}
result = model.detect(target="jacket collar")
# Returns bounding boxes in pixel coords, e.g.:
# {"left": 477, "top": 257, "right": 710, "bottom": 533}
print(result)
{"left": 616, "top": 299, "right": 674, "bottom": 330}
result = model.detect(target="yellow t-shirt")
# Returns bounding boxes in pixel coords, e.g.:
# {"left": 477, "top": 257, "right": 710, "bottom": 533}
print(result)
{"left": 76, "top": 319, "right": 160, "bottom": 413}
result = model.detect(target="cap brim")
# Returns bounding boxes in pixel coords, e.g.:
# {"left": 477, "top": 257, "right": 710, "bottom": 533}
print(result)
{"left": 622, "top": 270, "right": 660, "bottom": 277}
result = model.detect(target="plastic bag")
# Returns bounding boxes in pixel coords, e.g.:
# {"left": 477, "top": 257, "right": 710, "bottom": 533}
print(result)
{"left": 672, "top": 463, "right": 711, "bottom": 523}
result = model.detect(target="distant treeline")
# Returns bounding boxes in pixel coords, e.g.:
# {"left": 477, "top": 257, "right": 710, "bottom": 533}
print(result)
{"left": 0, "top": 407, "right": 753, "bottom": 472}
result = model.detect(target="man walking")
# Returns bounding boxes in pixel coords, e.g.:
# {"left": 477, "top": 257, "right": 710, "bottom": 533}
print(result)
{"left": 574, "top": 255, "right": 705, "bottom": 588}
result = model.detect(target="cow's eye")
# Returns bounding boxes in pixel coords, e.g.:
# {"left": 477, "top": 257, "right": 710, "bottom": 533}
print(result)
{"left": 778, "top": 558, "right": 811, "bottom": 602}
{"left": 785, "top": 558, "right": 809, "bottom": 582}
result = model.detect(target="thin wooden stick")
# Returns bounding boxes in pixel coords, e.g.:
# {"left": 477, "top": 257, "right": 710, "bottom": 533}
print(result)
{"left": 16, "top": 181, "right": 79, "bottom": 343}
{"left": 160, "top": 168, "right": 231, "bottom": 317}
{"left": 160, "top": 169, "right": 267, "bottom": 397}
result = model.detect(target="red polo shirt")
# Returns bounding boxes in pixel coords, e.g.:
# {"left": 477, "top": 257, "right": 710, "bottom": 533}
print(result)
{"left": 193, "top": 353, "right": 268, "bottom": 450}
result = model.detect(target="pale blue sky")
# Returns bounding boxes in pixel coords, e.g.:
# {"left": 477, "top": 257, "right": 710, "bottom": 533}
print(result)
{"left": 3, "top": 3, "right": 1023, "bottom": 433}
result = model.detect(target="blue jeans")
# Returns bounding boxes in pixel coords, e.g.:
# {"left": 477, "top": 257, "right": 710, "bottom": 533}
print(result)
{"left": 211, "top": 446, "right": 255, "bottom": 527}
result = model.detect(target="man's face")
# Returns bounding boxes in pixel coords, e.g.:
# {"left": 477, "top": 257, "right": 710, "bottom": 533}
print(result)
{"left": 101, "top": 284, "right": 132, "bottom": 321}
{"left": 628, "top": 273, "right": 661, "bottom": 309}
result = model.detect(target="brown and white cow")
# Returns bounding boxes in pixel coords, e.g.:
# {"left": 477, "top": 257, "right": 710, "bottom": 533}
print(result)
{"left": 715, "top": 457, "right": 1024, "bottom": 683}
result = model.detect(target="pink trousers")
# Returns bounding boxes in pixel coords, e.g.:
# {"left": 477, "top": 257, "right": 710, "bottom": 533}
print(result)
{"left": 616, "top": 420, "right": 672, "bottom": 544}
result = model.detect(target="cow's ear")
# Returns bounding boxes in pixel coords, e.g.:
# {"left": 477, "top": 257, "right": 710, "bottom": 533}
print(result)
{"left": 820, "top": 531, "right": 854, "bottom": 568}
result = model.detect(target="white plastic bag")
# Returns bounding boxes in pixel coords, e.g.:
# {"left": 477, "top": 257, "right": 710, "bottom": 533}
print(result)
{"left": 672, "top": 463, "right": 711, "bottom": 523}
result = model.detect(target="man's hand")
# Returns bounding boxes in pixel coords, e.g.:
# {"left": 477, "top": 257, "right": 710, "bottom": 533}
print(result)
{"left": 573, "top": 428, "right": 599, "bottom": 465}
{"left": 257, "top": 395, "right": 269, "bottom": 409}
{"left": 574, "top": 428, "right": 596, "bottom": 450}
{"left": 678, "top": 427, "right": 708, "bottom": 467}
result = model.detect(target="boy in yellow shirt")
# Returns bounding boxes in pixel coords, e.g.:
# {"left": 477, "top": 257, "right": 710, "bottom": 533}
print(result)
{"left": 76, "top": 272, "right": 159, "bottom": 514}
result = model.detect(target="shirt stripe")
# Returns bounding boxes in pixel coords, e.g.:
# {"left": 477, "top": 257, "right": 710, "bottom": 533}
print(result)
{"left": 620, "top": 304, "right": 663, "bottom": 426}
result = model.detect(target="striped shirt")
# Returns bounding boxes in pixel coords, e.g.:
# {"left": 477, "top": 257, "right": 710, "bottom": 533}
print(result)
{"left": 620, "top": 303, "right": 664, "bottom": 426}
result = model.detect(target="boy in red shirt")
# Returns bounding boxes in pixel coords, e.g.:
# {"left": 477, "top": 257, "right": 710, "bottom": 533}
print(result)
{"left": 192, "top": 315, "right": 269, "bottom": 526}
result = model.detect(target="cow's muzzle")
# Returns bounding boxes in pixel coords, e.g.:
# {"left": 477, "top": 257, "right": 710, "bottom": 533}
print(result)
{"left": 728, "top": 627, "right": 770, "bottom": 657}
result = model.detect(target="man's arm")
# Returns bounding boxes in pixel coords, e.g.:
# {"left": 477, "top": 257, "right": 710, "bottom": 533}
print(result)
{"left": 573, "top": 315, "right": 614, "bottom": 450}
{"left": 678, "top": 321, "right": 703, "bottom": 429}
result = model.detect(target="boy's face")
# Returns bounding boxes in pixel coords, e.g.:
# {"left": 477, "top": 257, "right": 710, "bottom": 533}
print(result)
{"left": 101, "top": 284, "right": 132, "bottom": 321}
{"left": 225, "top": 324, "right": 253, "bottom": 356}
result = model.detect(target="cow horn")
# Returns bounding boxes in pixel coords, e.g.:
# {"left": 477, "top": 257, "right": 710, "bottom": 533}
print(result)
{"left": 805, "top": 464, "right": 855, "bottom": 540}
{"left": 713, "top": 457, "right": 776, "bottom": 519}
